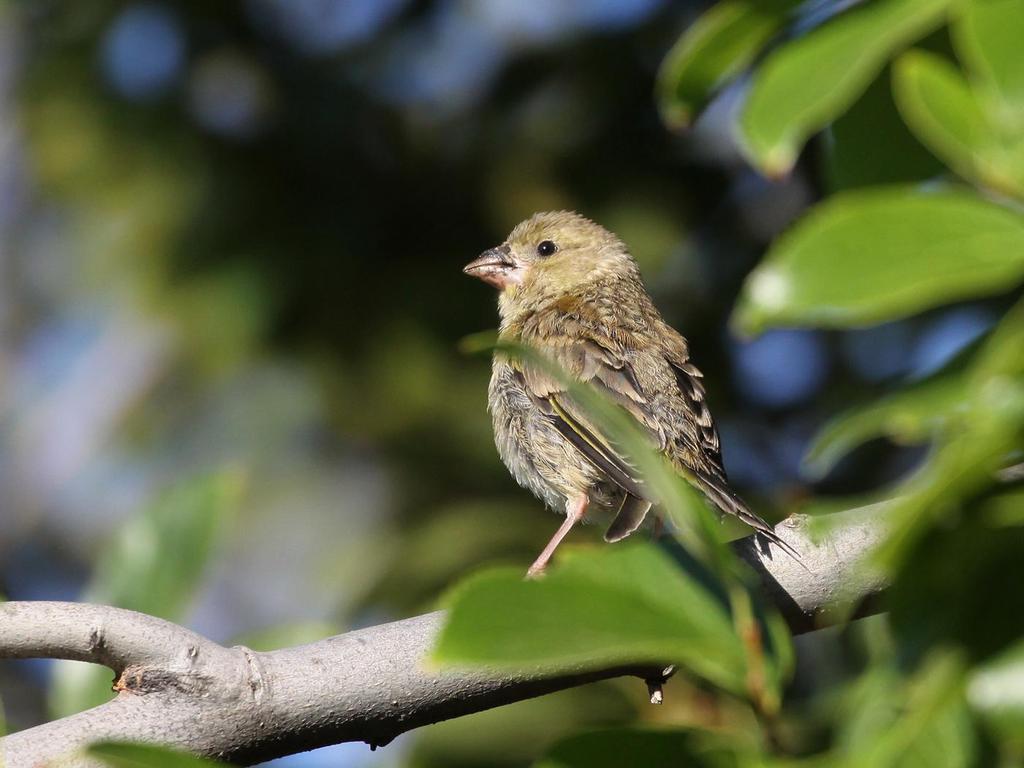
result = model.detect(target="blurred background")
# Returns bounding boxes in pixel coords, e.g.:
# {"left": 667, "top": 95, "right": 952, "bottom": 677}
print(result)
{"left": 0, "top": 1, "right": 1008, "bottom": 766}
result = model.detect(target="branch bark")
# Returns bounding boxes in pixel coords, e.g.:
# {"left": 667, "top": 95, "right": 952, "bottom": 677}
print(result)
{"left": 0, "top": 503, "right": 889, "bottom": 767}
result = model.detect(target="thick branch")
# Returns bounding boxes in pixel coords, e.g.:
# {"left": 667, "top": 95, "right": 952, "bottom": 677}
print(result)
{"left": 1, "top": 503, "right": 889, "bottom": 767}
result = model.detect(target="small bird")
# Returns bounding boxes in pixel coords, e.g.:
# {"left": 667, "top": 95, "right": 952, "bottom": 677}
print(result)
{"left": 464, "top": 211, "right": 797, "bottom": 577}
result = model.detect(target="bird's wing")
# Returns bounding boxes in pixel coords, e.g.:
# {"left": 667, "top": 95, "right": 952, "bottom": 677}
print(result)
{"left": 516, "top": 339, "right": 657, "bottom": 541}
{"left": 517, "top": 336, "right": 802, "bottom": 561}
{"left": 666, "top": 354, "right": 804, "bottom": 563}
{"left": 668, "top": 358, "right": 725, "bottom": 480}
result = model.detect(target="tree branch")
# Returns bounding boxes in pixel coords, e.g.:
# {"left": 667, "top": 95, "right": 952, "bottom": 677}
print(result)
{"left": 1, "top": 503, "right": 889, "bottom": 767}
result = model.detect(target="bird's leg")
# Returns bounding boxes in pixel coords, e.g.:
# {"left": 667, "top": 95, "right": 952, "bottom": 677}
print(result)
{"left": 526, "top": 494, "right": 588, "bottom": 579}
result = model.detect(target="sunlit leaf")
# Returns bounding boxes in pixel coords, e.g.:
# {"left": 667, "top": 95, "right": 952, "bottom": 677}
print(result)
{"left": 740, "top": 0, "right": 954, "bottom": 176}
{"left": 433, "top": 543, "right": 749, "bottom": 696}
{"left": 893, "top": 49, "right": 1024, "bottom": 197}
{"left": 49, "top": 471, "right": 244, "bottom": 718}
{"left": 87, "top": 741, "right": 227, "bottom": 768}
{"left": 656, "top": 0, "right": 800, "bottom": 129}
{"left": 733, "top": 187, "right": 1024, "bottom": 335}
{"left": 953, "top": 0, "right": 1024, "bottom": 123}
{"left": 803, "top": 366, "right": 967, "bottom": 479}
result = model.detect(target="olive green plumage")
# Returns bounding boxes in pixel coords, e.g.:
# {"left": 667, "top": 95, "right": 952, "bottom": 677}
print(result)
{"left": 465, "top": 210, "right": 796, "bottom": 573}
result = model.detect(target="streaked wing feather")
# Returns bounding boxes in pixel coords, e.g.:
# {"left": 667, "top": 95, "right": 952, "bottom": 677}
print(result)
{"left": 670, "top": 359, "right": 724, "bottom": 476}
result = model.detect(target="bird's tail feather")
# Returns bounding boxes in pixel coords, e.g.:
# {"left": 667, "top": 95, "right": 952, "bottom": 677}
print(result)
{"left": 696, "top": 477, "right": 805, "bottom": 567}
{"left": 604, "top": 493, "right": 653, "bottom": 543}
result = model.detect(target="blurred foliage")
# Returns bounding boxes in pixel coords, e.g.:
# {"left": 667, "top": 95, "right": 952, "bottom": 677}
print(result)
{"left": 50, "top": 471, "right": 242, "bottom": 718}
{"left": 87, "top": 741, "right": 229, "bottom": 768}
{"left": 0, "top": 1, "right": 1022, "bottom": 767}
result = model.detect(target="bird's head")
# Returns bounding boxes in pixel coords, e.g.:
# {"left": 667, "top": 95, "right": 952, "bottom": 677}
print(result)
{"left": 464, "top": 211, "right": 638, "bottom": 315}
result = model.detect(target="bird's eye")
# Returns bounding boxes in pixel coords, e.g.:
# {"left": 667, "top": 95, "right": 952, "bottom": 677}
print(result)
{"left": 536, "top": 240, "right": 557, "bottom": 257}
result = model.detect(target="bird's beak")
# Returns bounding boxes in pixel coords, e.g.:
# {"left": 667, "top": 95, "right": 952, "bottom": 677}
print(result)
{"left": 463, "top": 244, "right": 522, "bottom": 290}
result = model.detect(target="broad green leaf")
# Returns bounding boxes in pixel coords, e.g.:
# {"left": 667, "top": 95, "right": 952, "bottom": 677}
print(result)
{"left": 733, "top": 187, "right": 1024, "bottom": 335}
{"left": 656, "top": 0, "right": 800, "bottom": 129}
{"left": 535, "top": 728, "right": 745, "bottom": 768}
{"left": 87, "top": 741, "right": 227, "bottom": 768}
{"left": 49, "top": 471, "right": 243, "bottom": 718}
{"left": 894, "top": 50, "right": 1024, "bottom": 197}
{"left": 433, "top": 543, "right": 750, "bottom": 696}
{"left": 953, "top": 0, "right": 1024, "bottom": 125}
{"left": 968, "top": 639, "right": 1024, "bottom": 748}
{"left": 803, "top": 367, "right": 967, "bottom": 478}
{"left": 740, "top": 0, "right": 954, "bottom": 176}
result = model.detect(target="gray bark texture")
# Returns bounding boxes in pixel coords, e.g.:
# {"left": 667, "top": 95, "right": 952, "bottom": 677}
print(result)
{"left": 0, "top": 503, "right": 889, "bottom": 767}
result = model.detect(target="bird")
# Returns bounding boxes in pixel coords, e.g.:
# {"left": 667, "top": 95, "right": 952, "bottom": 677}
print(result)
{"left": 463, "top": 210, "right": 800, "bottom": 577}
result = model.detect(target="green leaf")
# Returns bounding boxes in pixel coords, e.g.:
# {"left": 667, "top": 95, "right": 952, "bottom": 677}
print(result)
{"left": 803, "top": 366, "right": 967, "bottom": 479}
{"left": 733, "top": 187, "right": 1024, "bottom": 335}
{"left": 893, "top": 49, "right": 1024, "bottom": 197}
{"left": 953, "top": 0, "right": 1024, "bottom": 124}
{"left": 433, "top": 543, "right": 750, "bottom": 696}
{"left": 740, "top": 0, "right": 954, "bottom": 176}
{"left": 968, "top": 639, "right": 1024, "bottom": 748}
{"left": 87, "top": 742, "right": 228, "bottom": 768}
{"left": 49, "top": 471, "right": 244, "bottom": 718}
{"left": 656, "top": 0, "right": 800, "bottom": 129}
{"left": 535, "top": 728, "right": 745, "bottom": 768}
